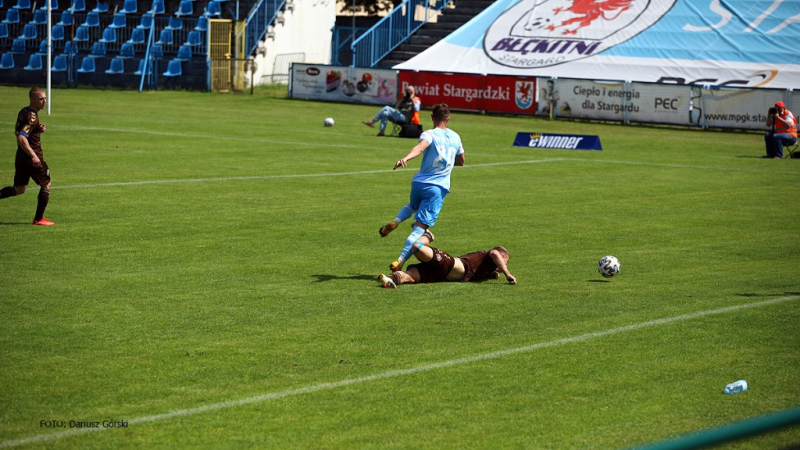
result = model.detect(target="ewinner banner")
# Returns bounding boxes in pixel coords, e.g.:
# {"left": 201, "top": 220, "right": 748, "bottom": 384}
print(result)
{"left": 513, "top": 132, "right": 602, "bottom": 151}
{"left": 398, "top": 71, "right": 537, "bottom": 115}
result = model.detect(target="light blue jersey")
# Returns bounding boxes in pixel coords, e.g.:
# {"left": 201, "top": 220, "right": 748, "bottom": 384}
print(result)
{"left": 412, "top": 128, "right": 464, "bottom": 193}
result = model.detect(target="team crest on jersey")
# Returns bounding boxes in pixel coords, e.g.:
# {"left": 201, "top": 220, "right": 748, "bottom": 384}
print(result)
{"left": 515, "top": 81, "right": 535, "bottom": 109}
{"left": 484, "top": 0, "right": 677, "bottom": 68}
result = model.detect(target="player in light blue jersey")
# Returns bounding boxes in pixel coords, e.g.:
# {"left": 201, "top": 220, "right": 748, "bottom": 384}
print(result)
{"left": 379, "top": 103, "right": 465, "bottom": 273}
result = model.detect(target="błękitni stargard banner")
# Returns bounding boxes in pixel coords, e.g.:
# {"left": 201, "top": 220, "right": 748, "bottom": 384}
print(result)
{"left": 395, "top": 0, "right": 800, "bottom": 89}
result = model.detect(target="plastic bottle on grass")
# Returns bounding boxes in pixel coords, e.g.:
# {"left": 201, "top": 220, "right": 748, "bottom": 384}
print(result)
{"left": 724, "top": 380, "right": 748, "bottom": 394}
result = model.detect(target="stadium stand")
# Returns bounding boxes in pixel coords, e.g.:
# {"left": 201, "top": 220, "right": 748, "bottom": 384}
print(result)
{"left": 70, "top": 0, "right": 85, "bottom": 12}
{"left": 162, "top": 58, "right": 180, "bottom": 76}
{"left": 105, "top": 56, "right": 123, "bottom": 73}
{"left": 76, "top": 55, "right": 95, "bottom": 72}
{"left": 23, "top": 52, "right": 41, "bottom": 69}
{"left": 0, "top": 52, "right": 14, "bottom": 69}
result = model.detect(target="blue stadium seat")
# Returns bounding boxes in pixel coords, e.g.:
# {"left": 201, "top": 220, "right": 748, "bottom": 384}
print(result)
{"left": 127, "top": 27, "right": 144, "bottom": 44}
{"left": 206, "top": 0, "right": 221, "bottom": 16}
{"left": 40, "top": 0, "right": 59, "bottom": 10}
{"left": 19, "top": 23, "right": 37, "bottom": 40}
{"left": 71, "top": 0, "right": 85, "bottom": 11}
{"left": 150, "top": 44, "right": 163, "bottom": 59}
{"left": 175, "top": 44, "right": 191, "bottom": 61}
{"left": 108, "top": 12, "right": 126, "bottom": 29}
{"left": 185, "top": 30, "right": 201, "bottom": 46}
{"left": 52, "top": 54, "right": 67, "bottom": 71}
{"left": 36, "top": 38, "right": 47, "bottom": 54}
{"left": 119, "top": 42, "right": 134, "bottom": 58}
{"left": 194, "top": 15, "right": 207, "bottom": 32}
{"left": 136, "top": 13, "right": 153, "bottom": 29}
{"left": 99, "top": 27, "right": 116, "bottom": 43}
{"left": 64, "top": 40, "right": 77, "bottom": 55}
{"left": 165, "top": 16, "right": 183, "bottom": 30}
{"left": 89, "top": 41, "right": 105, "bottom": 57}
{"left": 174, "top": 0, "right": 192, "bottom": 17}
{"left": 0, "top": 53, "right": 14, "bottom": 69}
{"left": 3, "top": 9, "right": 21, "bottom": 24}
{"left": 133, "top": 58, "right": 145, "bottom": 75}
{"left": 120, "top": 0, "right": 137, "bottom": 13}
{"left": 162, "top": 58, "right": 181, "bottom": 76}
{"left": 155, "top": 29, "right": 172, "bottom": 46}
{"left": 105, "top": 57, "right": 124, "bottom": 74}
{"left": 56, "top": 10, "right": 73, "bottom": 26}
{"left": 11, "top": 38, "right": 26, "bottom": 53}
{"left": 92, "top": 1, "right": 108, "bottom": 13}
{"left": 0, "top": 23, "right": 7, "bottom": 39}
{"left": 24, "top": 53, "right": 43, "bottom": 70}
{"left": 76, "top": 55, "right": 95, "bottom": 72}
{"left": 51, "top": 24, "right": 65, "bottom": 40}
{"left": 32, "top": 8, "right": 47, "bottom": 25}
{"left": 83, "top": 10, "right": 100, "bottom": 27}
{"left": 14, "top": 0, "right": 31, "bottom": 9}
{"left": 150, "top": 0, "right": 164, "bottom": 14}
{"left": 74, "top": 24, "right": 90, "bottom": 41}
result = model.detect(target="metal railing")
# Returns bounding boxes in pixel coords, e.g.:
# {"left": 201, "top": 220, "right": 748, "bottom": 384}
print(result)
{"left": 350, "top": 0, "right": 452, "bottom": 68}
{"left": 244, "top": 0, "right": 285, "bottom": 57}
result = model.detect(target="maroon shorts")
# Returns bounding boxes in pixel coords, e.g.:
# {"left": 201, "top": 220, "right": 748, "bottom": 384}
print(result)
{"left": 14, "top": 159, "right": 50, "bottom": 187}
{"left": 407, "top": 247, "right": 456, "bottom": 283}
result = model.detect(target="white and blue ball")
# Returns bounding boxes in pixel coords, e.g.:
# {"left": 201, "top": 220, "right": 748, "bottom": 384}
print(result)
{"left": 324, "top": 117, "right": 335, "bottom": 127}
{"left": 598, "top": 255, "right": 620, "bottom": 278}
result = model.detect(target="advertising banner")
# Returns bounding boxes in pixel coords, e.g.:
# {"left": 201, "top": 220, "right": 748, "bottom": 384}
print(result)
{"left": 290, "top": 63, "right": 398, "bottom": 105}
{"left": 513, "top": 132, "right": 602, "bottom": 151}
{"left": 395, "top": 0, "right": 800, "bottom": 90}
{"left": 398, "top": 71, "right": 537, "bottom": 115}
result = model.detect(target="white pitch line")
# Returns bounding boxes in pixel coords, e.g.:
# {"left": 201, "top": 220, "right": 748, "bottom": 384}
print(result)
{"left": 1, "top": 295, "right": 796, "bottom": 449}
{"left": 52, "top": 159, "right": 566, "bottom": 189}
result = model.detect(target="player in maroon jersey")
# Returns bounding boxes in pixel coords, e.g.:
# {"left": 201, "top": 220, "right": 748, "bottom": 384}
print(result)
{"left": 379, "top": 231, "right": 516, "bottom": 288}
{"left": 0, "top": 87, "right": 55, "bottom": 225}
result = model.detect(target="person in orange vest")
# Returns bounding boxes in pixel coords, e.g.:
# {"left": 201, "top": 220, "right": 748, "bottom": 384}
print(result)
{"left": 764, "top": 101, "right": 797, "bottom": 159}
{"left": 363, "top": 86, "right": 421, "bottom": 137}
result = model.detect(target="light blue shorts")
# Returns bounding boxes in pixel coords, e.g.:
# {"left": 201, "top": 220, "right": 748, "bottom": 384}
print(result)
{"left": 409, "top": 181, "right": 447, "bottom": 227}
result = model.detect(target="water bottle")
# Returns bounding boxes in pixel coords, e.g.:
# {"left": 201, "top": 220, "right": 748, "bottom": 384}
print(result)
{"left": 724, "top": 380, "right": 748, "bottom": 394}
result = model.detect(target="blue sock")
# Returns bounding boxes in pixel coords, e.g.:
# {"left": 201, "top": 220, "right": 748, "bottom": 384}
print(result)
{"left": 398, "top": 225, "right": 426, "bottom": 263}
{"left": 394, "top": 204, "right": 416, "bottom": 223}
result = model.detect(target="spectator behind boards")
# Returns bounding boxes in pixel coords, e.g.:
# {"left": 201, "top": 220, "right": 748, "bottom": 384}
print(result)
{"left": 362, "top": 86, "right": 421, "bottom": 137}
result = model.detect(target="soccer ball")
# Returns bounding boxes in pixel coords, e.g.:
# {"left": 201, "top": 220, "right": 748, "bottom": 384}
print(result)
{"left": 598, "top": 255, "right": 620, "bottom": 278}
{"left": 324, "top": 117, "right": 334, "bottom": 127}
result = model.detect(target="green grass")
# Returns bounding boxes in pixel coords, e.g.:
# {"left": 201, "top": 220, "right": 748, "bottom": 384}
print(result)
{"left": 0, "top": 86, "right": 798, "bottom": 449}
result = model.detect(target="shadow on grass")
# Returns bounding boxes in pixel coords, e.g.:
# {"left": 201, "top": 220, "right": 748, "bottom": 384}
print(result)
{"left": 312, "top": 274, "right": 377, "bottom": 283}
{"left": 0, "top": 221, "right": 32, "bottom": 225}
{"left": 588, "top": 279, "right": 612, "bottom": 283}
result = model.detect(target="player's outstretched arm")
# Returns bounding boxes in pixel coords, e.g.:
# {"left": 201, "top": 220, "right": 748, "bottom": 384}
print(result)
{"left": 394, "top": 141, "right": 429, "bottom": 170}
{"left": 489, "top": 248, "right": 516, "bottom": 285}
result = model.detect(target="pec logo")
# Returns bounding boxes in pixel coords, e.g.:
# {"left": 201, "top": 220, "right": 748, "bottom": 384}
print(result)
{"left": 484, "top": 0, "right": 677, "bottom": 68}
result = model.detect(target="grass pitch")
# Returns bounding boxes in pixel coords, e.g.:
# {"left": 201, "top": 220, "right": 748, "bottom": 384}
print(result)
{"left": 0, "top": 86, "right": 798, "bottom": 449}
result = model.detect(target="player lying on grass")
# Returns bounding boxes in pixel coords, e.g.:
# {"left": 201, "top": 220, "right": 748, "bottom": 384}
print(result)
{"left": 379, "top": 230, "right": 516, "bottom": 288}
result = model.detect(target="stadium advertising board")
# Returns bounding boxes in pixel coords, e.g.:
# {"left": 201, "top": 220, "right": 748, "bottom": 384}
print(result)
{"left": 513, "top": 132, "right": 602, "bottom": 151}
{"left": 290, "top": 63, "right": 398, "bottom": 105}
{"left": 539, "top": 79, "right": 692, "bottom": 125}
{"left": 397, "top": 71, "right": 537, "bottom": 115}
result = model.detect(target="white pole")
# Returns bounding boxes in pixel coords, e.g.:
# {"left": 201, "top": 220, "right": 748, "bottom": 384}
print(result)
{"left": 46, "top": 0, "right": 52, "bottom": 115}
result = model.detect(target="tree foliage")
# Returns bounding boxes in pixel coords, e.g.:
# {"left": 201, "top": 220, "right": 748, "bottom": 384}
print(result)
{"left": 339, "top": 0, "right": 401, "bottom": 16}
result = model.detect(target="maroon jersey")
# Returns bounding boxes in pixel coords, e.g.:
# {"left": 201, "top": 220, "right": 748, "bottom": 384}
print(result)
{"left": 16, "top": 106, "right": 43, "bottom": 162}
{"left": 459, "top": 250, "right": 498, "bottom": 282}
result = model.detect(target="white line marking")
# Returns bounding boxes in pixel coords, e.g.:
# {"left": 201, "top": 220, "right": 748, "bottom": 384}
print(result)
{"left": 53, "top": 155, "right": 796, "bottom": 190}
{"left": 52, "top": 159, "right": 566, "bottom": 189}
{"left": 2, "top": 295, "right": 796, "bottom": 449}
